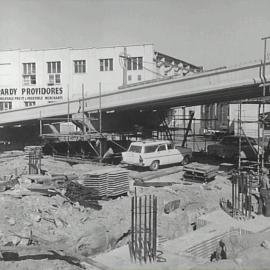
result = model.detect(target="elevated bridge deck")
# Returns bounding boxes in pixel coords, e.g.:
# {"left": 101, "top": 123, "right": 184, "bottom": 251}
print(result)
{"left": 0, "top": 60, "right": 269, "bottom": 126}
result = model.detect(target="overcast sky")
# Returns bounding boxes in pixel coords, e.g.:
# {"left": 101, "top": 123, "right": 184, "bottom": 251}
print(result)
{"left": 1, "top": 0, "right": 270, "bottom": 69}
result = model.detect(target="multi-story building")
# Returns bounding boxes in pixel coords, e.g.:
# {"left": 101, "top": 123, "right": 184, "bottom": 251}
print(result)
{"left": 0, "top": 45, "right": 154, "bottom": 110}
{"left": 0, "top": 44, "right": 204, "bottom": 144}
{"left": 0, "top": 44, "right": 201, "bottom": 111}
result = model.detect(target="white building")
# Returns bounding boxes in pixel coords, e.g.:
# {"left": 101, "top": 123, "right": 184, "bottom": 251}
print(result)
{"left": 0, "top": 44, "right": 202, "bottom": 111}
{"left": 0, "top": 44, "right": 158, "bottom": 110}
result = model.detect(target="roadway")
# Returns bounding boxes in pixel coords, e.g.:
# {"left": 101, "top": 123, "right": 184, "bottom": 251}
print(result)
{"left": 0, "top": 60, "right": 269, "bottom": 126}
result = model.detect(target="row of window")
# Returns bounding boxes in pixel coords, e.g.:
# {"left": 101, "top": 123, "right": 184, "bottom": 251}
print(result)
{"left": 0, "top": 101, "right": 37, "bottom": 111}
{"left": 127, "top": 57, "right": 143, "bottom": 70}
{"left": 0, "top": 102, "right": 12, "bottom": 111}
{"left": 23, "top": 62, "right": 61, "bottom": 86}
{"left": 22, "top": 57, "right": 143, "bottom": 86}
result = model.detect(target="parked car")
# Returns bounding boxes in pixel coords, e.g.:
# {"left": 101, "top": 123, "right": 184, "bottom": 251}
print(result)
{"left": 122, "top": 140, "right": 189, "bottom": 170}
{"left": 174, "top": 144, "right": 192, "bottom": 165}
{"left": 207, "top": 135, "right": 261, "bottom": 161}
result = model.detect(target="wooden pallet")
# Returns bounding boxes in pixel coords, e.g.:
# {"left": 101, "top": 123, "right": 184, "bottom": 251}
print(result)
{"left": 183, "top": 162, "right": 218, "bottom": 182}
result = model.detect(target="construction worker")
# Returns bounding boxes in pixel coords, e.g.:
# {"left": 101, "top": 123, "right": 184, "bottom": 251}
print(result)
{"left": 210, "top": 240, "right": 227, "bottom": 262}
{"left": 261, "top": 167, "right": 270, "bottom": 189}
{"left": 219, "top": 240, "right": 227, "bottom": 259}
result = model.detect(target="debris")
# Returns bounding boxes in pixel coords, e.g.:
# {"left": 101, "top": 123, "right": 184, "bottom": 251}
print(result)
{"left": 75, "top": 224, "right": 108, "bottom": 256}
{"left": 0, "top": 153, "right": 242, "bottom": 269}
{"left": 164, "top": 200, "right": 181, "bottom": 214}
{"left": 65, "top": 181, "right": 102, "bottom": 210}
{"left": 6, "top": 217, "right": 16, "bottom": 226}
{"left": 261, "top": 240, "right": 270, "bottom": 249}
{"left": 30, "top": 214, "right": 41, "bottom": 223}
{"left": 0, "top": 184, "right": 6, "bottom": 192}
{"left": 55, "top": 217, "right": 67, "bottom": 228}
{"left": 134, "top": 179, "right": 175, "bottom": 187}
{"left": 4, "top": 235, "right": 21, "bottom": 246}
{"left": 25, "top": 175, "right": 52, "bottom": 185}
{"left": 214, "top": 185, "right": 222, "bottom": 190}
{"left": 0, "top": 176, "right": 19, "bottom": 192}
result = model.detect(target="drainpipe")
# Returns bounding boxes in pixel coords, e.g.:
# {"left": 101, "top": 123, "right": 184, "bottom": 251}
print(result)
{"left": 123, "top": 47, "right": 127, "bottom": 87}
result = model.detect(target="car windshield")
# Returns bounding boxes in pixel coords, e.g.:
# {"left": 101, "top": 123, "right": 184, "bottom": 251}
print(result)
{"left": 128, "top": 145, "right": 142, "bottom": 153}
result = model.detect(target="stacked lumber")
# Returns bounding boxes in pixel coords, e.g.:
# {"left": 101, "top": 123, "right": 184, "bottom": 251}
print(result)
{"left": 80, "top": 170, "right": 108, "bottom": 197}
{"left": 107, "top": 169, "right": 129, "bottom": 196}
{"left": 80, "top": 168, "right": 129, "bottom": 198}
{"left": 183, "top": 162, "right": 218, "bottom": 182}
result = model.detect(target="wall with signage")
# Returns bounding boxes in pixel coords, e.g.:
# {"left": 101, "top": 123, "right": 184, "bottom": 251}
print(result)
{"left": 0, "top": 45, "right": 156, "bottom": 111}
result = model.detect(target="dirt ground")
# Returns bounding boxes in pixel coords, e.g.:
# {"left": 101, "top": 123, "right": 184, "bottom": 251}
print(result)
{"left": 0, "top": 151, "right": 269, "bottom": 269}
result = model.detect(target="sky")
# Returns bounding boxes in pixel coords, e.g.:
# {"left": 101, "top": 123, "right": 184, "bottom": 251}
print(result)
{"left": 1, "top": 0, "right": 270, "bottom": 69}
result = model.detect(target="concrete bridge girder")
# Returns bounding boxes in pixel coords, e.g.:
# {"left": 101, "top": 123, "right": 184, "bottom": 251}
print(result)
{"left": 0, "top": 61, "right": 269, "bottom": 127}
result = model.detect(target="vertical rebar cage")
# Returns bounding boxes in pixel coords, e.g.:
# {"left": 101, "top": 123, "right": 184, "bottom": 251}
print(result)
{"left": 28, "top": 149, "right": 42, "bottom": 174}
{"left": 129, "top": 194, "right": 157, "bottom": 264}
{"left": 231, "top": 172, "right": 252, "bottom": 218}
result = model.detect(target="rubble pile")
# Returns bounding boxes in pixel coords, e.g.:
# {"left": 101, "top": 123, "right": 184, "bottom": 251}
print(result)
{"left": 0, "top": 155, "right": 132, "bottom": 269}
{"left": 0, "top": 154, "right": 234, "bottom": 269}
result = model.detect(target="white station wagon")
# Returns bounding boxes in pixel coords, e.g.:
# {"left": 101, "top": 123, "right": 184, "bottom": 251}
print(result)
{"left": 122, "top": 140, "right": 184, "bottom": 170}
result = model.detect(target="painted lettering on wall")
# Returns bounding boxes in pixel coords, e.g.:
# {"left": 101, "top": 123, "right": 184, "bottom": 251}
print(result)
{"left": 0, "top": 88, "right": 17, "bottom": 95}
{"left": 21, "top": 87, "right": 63, "bottom": 95}
{"left": 0, "top": 87, "right": 63, "bottom": 101}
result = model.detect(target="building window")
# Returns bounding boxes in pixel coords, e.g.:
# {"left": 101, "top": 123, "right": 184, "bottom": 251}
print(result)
{"left": 47, "top": 61, "right": 61, "bottom": 85}
{"left": 22, "top": 63, "right": 36, "bottom": 85}
{"left": 100, "top": 58, "right": 113, "bottom": 71}
{"left": 74, "top": 60, "right": 86, "bottom": 73}
{"left": 128, "top": 75, "right": 132, "bottom": 81}
{"left": 127, "top": 57, "right": 143, "bottom": 71}
{"left": 137, "top": 74, "right": 142, "bottom": 81}
{"left": 0, "top": 102, "right": 12, "bottom": 111}
{"left": 24, "top": 101, "right": 36, "bottom": 107}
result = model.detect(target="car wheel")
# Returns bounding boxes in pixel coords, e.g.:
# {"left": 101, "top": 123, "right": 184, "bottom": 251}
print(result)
{"left": 150, "top": 160, "right": 159, "bottom": 171}
{"left": 181, "top": 155, "right": 190, "bottom": 165}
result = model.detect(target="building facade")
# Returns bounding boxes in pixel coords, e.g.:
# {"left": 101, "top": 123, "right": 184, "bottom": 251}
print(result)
{"left": 0, "top": 44, "right": 159, "bottom": 110}
{"left": 0, "top": 44, "right": 202, "bottom": 111}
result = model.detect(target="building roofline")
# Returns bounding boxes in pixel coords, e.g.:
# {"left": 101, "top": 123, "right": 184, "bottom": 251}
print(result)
{"left": 0, "top": 43, "right": 154, "bottom": 53}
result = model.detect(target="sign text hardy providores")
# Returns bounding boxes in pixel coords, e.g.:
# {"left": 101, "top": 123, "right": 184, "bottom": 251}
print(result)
{"left": 0, "top": 87, "right": 63, "bottom": 96}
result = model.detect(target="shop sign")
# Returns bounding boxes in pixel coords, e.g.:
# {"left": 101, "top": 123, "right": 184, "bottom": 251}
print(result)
{"left": 0, "top": 87, "right": 63, "bottom": 101}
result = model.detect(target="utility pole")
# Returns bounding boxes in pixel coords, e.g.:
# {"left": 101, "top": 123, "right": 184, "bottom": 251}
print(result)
{"left": 82, "top": 84, "right": 85, "bottom": 135}
{"left": 67, "top": 84, "right": 70, "bottom": 124}
{"left": 99, "top": 82, "right": 102, "bottom": 160}
{"left": 39, "top": 111, "right": 42, "bottom": 137}
{"left": 261, "top": 36, "right": 270, "bottom": 168}
{"left": 67, "top": 84, "right": 70, "bottom": 157}
{"left": 122, "top": 47, "right": 127, "bottom": 87}
{"left": 238, "top": 102, "right": 242, "bottom": 171}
